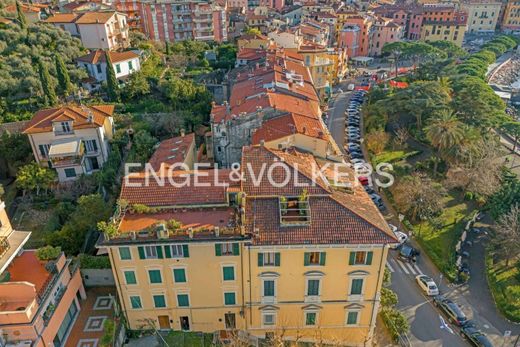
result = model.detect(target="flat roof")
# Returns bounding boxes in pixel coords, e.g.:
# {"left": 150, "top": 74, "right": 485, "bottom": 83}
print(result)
{"left": 0, "top": 230, "right": 31, "bottom": 274}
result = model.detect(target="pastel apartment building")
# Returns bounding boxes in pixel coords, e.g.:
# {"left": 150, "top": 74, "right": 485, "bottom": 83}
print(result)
{"left": 460, "top": 0, "right": 501, "bottom": 33}
{"left": 23, "top": 105, "right": 115, "bottom": 182}
{"left": 501, "top": 0, "right": 520, "bottom": 31}
{"left": 98, "top": 144, "right": 397, "bottom": 345}
{"left": 76, "top": 50, "right": 141, "bottom": 91}
{"left": 369, "top": 17, "right": 403, "bottom": 56}
{"left": 44, "top": 11, "right": 130, "bottom": 51}
{"left": 420, "top": 4, "right": 468, "bottom": 46}
{"left": 337, "top": 14, "right": 373, "bottom": 57}
{"left": 0, "top": 200, "right": 86, "bottom": 347}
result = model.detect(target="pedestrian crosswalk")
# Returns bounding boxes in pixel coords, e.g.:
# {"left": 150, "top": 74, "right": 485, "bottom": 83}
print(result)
{"left": 386, "top": 258, "right": 423, "bottom": 276}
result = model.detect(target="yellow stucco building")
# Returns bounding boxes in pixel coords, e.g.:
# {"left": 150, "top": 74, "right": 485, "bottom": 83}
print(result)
{"left": 100, "top": 145, "right": 397, "bottom": 346}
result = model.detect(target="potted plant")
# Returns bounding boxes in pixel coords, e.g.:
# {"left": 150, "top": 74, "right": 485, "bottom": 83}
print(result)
{"left": 280, "top": 196, "right": 288, "bottom": 215}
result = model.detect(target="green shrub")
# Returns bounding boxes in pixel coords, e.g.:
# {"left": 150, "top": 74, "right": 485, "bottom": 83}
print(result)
{"left": 381, "top": 308, "right": 409, "bottom": 342}
{"left": 36, "top": 246, "right": 61, "bottom": 261}
{"left": 78, "top": 254, "right": 111, "bottom": 269}
{"left": 100, "top": 319, "right": 115, "bottom": 347}
{"left": 381, "top": 287, "right": 398, "bottom": 307}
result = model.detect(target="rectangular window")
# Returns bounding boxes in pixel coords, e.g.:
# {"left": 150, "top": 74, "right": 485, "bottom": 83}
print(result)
{"left": 305, "top": 312, "right": 317, "bottom": 326}
{"left": 350, "top": 278, "right": 364, "bottom": 295}
{"left": 263, "top": 280, "right": 275, "bottom": 297}
{"left": 97, "top": 64, "right": 102, "bottom": 73}
{"left": 307, "top": 279, "right": 320, "bottom": 296}
{"left": 153, "top": 294, "right": 166, "bottom": 308}
{"left": 128, "top": 61, "right": 133, "bottom": 70}
{"left": 84, "top": 139, "right": 98, "bottom": 153}
{"left": 177, "top": 294, "right": 190, "bottom": 307}
{"left": 116, "top": 64, "right": 121, "bottom": 73}
{"left": 349, "top": 251, "right": 373, "bottom": 265}
{"left": 258, "top": 252, "right": 280, "bottom": 266}
{"left": 144, "top": 246, "right": 158, "bottom": 259}
{"left": 130, "top": 296, "right": 142, "bottom": 309}
{"left": 148, "top": 269, "right": 162, "bottom": 284}
{"left": 170, "top": 245, "right": 184, "bottom": 257}
{"left": 304, "top": 252, "right": 326, "bottom": 266}
{"left": 60, "top": 122, "right": 71, "bottom": 133}
{"left": 38, "top": 144, "right": 50, "bottom": 158}
{"left": 119, "top": 247, "right": 131, "bottom": 260}
{"left": 173, "top": 268, "right": 186, "bottom": 283}
{"left": 224, "top": 292, "right": 236, "bottom": 305}
{"left": 262, "top": 312, "right": 276, "bottom": 326}
{"left": 346, "top": 311, "right": 359, "bottom": 325}
{"left": 164, "top": 244, "right": 188, "bottom": 258}
{"left": 222, "top": 266, "right": 235, "bottom": 281}
{"left": 124, "top": 270, "right": 137, "bottom": 285}
{"left": 215, "top": 243, "right": 239, "bottom": 256}
{"left": 64, "top": 168, "right": 76, "bottom": 178}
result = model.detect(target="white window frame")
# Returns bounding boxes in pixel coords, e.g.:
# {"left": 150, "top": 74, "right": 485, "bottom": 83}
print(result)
{"left": 144, "top": 245, "right": 158, "bottom": 259}
{"left": 84, "top": 139, "right": 98, "bottom": 153}
{"left": 221, "top": 243, "right": 234, "bottom": 255}
{"left": 261, "top": 311, "right": 277, "bottom": 327}
{"left": 262, "top": 252, "right": 276, "bottom": 266}
{"left": 147, "top": 268, "right": 163, "bottom": 285}
{"left": 223, "top": 291, "right": 237, "bottom": 306}
{"left": 151, "top": 292, "right": 168, "bottom": 309}
{"left": 118, "top": 247, "right": 132, "bottom": 260}
{"left": 172, "top": 266, "right": 188, "bottom": 284}
{"left": 176, "top": 291, "right": 191, "bottom": 308}
{"left": 305, "top": 277, "right": 322, "bottom": 303}
{"left": 345, "top": 310, "right": 360, "bottom": 326}
{"left": 348, "top": 276, "right": 365, "bottom": 300}
{"left": 304, "top": 310, "right": 318, "bottom": 327}
{"left": 169, "top": 244, "right": 184, "bottom": 258}
{"left": 261, "top": 278, "right": 277, "bottom": 304}
{"left": 122, "top": 268, "right": 138, "bottom": 285}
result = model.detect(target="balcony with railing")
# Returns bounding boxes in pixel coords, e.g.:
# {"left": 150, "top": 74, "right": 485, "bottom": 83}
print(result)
{"left": 48, "top": 138, "right": 84, "bottom": 169}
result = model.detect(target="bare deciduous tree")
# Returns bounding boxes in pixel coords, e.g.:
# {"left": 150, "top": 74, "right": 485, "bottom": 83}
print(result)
{"left": 393, "top": 127, "right": 409, "bottom": 148}
{"left": 494, "top": 204, "right": 520, "bottom": 266}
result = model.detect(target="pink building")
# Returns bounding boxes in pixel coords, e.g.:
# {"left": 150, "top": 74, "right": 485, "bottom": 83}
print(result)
{"left": 369, "top": 17, "right": 403, "bottom": 56}
{"left": 338, "top": 15, "right": 372, "bottom": 57}
{"left": 372, "top": 4, "right": 423, "bottom": 40}
{"left": 114, "top": 0, "right": 227, "bottom": 42}
{"left": 0, "top": 201, "right": 86, "bottom": 347}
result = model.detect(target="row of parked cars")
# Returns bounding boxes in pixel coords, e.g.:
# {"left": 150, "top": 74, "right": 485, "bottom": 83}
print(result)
{"left": 343, "top": 91, "right": 386, "bottom": 211}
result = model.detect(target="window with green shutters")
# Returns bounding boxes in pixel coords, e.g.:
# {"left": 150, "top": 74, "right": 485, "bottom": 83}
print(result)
{"left": 304, "top": 252, "right": 326, "bottom": 266}
{"left": 119, "top": 247, "right": 131, "bottom": 260}
{"left": 173, "top": 268, "right": 186, "bottom": 283}
{"left": 153, "top": 295, "right": 166, "bottom": 308}
{"left": 346, "top": 311, "right": 359, "bottom": 325}
{"left": 164, "top": 244, "right": 189, "bottom": 258}
{"left": 263, "top": 280, "right": 275, "bottom": 297}
{"left": 305, "top": 312, "right": 317, "bottom": 326}
{"left": 224, "top": 292, "right": 236, "bottom": 305}
{"left": 222, "top": 266, "right": 235, "bottom": 281}
{"left": 124, "top": 270, "right": 137, "bottom": 285}
{"left": 130, "top": 296, "right": 142, "bottom": 309}
{"left": 348, "top": 251, "right": 373, "bottom": 265}
{"left": 138, "top": 246, "right": 164, "bottom": 259}
{"left": 307, "top": 279, "right": 320, "bottom": 296}
{"left": 350, "top": 278, "right": 364, "bottom": 295}
{"left": 258, "top": 252, "right": 280, "bottom": 266}
{"left": 215, "top": 243, "right": 240, "bottom": 256}
{"left": 177, "top": 294, "right": 190, "bottom": 307}
{"left": 148, "top": 269, "right": 162, "bottom": 284}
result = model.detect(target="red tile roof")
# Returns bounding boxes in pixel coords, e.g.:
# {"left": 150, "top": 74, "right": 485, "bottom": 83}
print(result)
{"left": 77, "top": 49, "right": 139, "bottom": 64}
{"left": 252, "top": 113, "right": 327, "bottom": 144}
{"left": 74, "top": 11, "right": 116, "bottom": 24}
{"left": 8, "top": 251, "right": 51, "bottom": 294}
{"left": 23, "top": 105, "right": 114, "bottom": 134}
{"left": 43, "top": 13, "right": 79, "bottom": 23}
{"left": 148, "top": 133, "right": 195, "bottom": 171}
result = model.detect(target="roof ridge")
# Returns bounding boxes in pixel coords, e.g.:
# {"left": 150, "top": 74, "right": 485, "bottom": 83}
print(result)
{"left": 25, "top": 107, "right": 62, "bottom": 132}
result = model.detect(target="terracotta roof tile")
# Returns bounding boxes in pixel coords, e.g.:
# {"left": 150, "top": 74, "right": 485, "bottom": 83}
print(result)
{"left": 74, "top": 11, "right": 116, "bottom": 24}
{"left": 77, "top": 49, "right": 139, "bottom": 64}
{"left": 148, "top": 133, "right": 195, "bottom": 171}
{"left": 252, "top": 113, "right": 326, "bottom": 144}
{"left": 43, "top": 13, "right": 79, "bottom": 23}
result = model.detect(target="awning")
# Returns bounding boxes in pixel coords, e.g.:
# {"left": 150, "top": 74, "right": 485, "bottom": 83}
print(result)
{"left": 48, "top": 138, "right": 83, "bottom": 157}
{"left": 0, "top": 229, "right": 32, "bottom": 274}
{"left": 351, "top": 56, "right": 373, "bottom": 63}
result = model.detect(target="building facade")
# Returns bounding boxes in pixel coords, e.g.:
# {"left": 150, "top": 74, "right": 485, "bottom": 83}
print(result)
{"left": 501, "top": 0, "right": 520, "bottom": 31}
{"left": 0, "top": 200, "right": 86, "bottom": 347}
{"left": 420, "top": 5, "right": 467, "bottom": 46}
{"left": 460, "top": 0, "right": 501, "bottom": 33}
{"left": 23, "top": 105, "right": 115, "bottom": 182}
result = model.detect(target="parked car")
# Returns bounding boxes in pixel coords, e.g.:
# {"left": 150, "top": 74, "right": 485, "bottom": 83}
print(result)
{"left": 460, "top": 322, "right": 493, "bottom": 347}
{"left": 415, "top": 275, "right": 439, "bottom": 296}
{"left": 358, "top": 176, "right": 369, "bottom": 186}
{"left": 391, "top": 231, "right": 408, "bottom": 248}
{"left": 351, "top": 158, "right": 366, "bottom": 165}
{"left": 398, "top": 245, "right": 420, "bottom": 262}
{"left": 364, "top": 186, "right": 375, "bottom": 195}
{"left": 350, "top": 153, "right": 364, "bottom": 159}
{"left": 433, "top": 295, "right": 468, "bottom": 326}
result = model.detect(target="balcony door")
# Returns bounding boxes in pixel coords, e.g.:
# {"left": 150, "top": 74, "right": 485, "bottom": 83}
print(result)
{"left": 85, "top": 156, "right": 100, "bottom": 172}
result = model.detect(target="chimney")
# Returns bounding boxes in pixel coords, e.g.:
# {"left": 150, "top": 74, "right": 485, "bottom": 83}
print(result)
{"left": 181, "top": 129, "right": 186, "bottom": 137}
{"left": 260, "top": 139, "right": 265, "bottom": 147}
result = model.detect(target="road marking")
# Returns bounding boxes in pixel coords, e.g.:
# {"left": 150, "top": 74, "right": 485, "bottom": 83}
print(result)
{"left": 405, "top": 262, "right": 417, "bottom": 275}
{"left": 413, "top": 264, "right": 423, "bottom": 275}
{"left": 396, "top": 260, "right": 410, "bottom": 274}
{"left": 386, "top": 262, "right": 395, "bottom": 272}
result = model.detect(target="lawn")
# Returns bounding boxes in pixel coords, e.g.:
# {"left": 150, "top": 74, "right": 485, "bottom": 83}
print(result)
{"left": 163, "top": 331, "right": 213, "bottom": 347}
{"left": 372, "top": 150, "right": 421, "bottom": 165}
{"left": 486, "top": 253, "right": 520, "bottom": 322}
{"left": 413, "top": 192, "right": 474, "bottom": 282}
{"left": 11, "top": 202, "right": 57, "bottom": 248}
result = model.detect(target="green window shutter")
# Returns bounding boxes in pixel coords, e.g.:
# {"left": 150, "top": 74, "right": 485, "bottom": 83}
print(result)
{"left": 258, "top": 253, "right": 264, "bottom": 266}
{"left": 347, "top": 311, "right": 358, "bottom": 325}
{"left": 215, "top": 244, "right": 222, "bottom": 256}
{"left": 320, "top": 252, "right": 326, "bottom": 266}
{"left": 224, "top": 292, "right": 236, "bottom": 305}
{"left": 275, "top": 252, "right": 280, "bottom": 266}
{"left": 233, "top": 243, "right": 240, "bottom": 256}
{"left": 182, "top": 244, "right": 189, "bottom": 257}
{"left": 304, "top": 252, "right": 310, "bottom": 266}
{"left": 119, "top": 247, "right": 131, "bottom": 260}
{"left": 349, "top": 251, "right": 356, "bottom": 265}
{"left": 164, "top": 245, "right": 172, "bottom": 258}
{"left": 177, "top": 294, "right": 189, "bottom": 307}
{"left": 153, "top": 295, "right": 166, "bottom": 308}
{"left": 156, "top": 246, "right": 163, "bottom": 259}
{"left": 149, "top": 270, "right": 162, "bottom": 284}
{"left": 173, "top": 268, "right": 186, "bottom": 283}
{"left": 351, "top": 278, "right": 363, "bottom": 295}
{"left": 223, "top": 266, "right": 235, "bottom": 281}
{"left": 138, "top": 246, "right": 145, "bottom": 259}
{"left": 366, "top": 251, "right": 373, "bottom": 265}
{"left": 130, "top": 296, "right": 142, "bottom": 309}
{"left": 124, "top": 271, "right": 136, "bottom": 284}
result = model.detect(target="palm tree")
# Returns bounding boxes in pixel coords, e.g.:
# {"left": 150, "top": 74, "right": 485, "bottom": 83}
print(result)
{"left": 438, "top": 76, "right": 452, "bottom": 96}
{"left": 425, "top": 111, "right": 466, "bottom": 172}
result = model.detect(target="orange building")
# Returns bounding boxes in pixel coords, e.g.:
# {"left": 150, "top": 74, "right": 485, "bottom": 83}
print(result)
{"left": 337, "top": 14, "right": 373, "bottom": 57}
{"left": 0, "top": 200, "right": 86, "bottom": 347}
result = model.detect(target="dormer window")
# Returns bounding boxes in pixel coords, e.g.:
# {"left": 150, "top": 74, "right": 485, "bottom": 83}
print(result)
{"left": 55, "top": 121, "right": 73, "bottom": 135}
{"left": 279, "top": 190, "right": 311, "bottom": 225}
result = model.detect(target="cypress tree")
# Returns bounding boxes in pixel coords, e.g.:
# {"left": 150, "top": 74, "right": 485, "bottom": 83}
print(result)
{"left": 55, "top": 54, "right": 72, "bottom": 96}
{"left": 165, "top": 41, "right": 170, "bottom": 55}
{"left": 16, "top": 1, "right": 27, "bottom": 30}
{"left": 38, "top": 60, "right": 57, "bottom": 106}
{"left": 104, "top": 50, "right": 119, "bottom": 102}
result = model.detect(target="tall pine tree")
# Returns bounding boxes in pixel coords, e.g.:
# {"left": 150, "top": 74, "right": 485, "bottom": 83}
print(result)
{"left": 38, "top": 60, "right": 57, "bottom": 106}
{"left": 55, "top": 54, "right": 72, "bottom": 96}
{"left": 104, "top": 51, "right": 119, "bottom": 102}
{"left": 16, "top": 1, "right": 27, "bottom": 30}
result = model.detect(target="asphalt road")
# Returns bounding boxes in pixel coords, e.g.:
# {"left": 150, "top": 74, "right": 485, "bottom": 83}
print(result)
{"left": 326, "top": 84, "right": 520, "bottom": 346}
